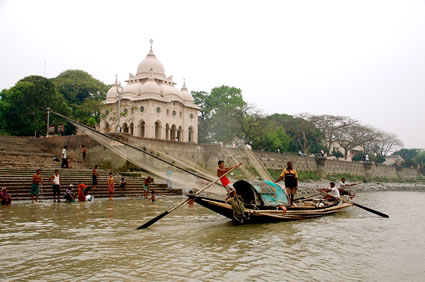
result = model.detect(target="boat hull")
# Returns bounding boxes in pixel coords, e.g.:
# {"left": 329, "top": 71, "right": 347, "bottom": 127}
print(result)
{"left": 191, "top": 196, "right": 353, "bottom": 224}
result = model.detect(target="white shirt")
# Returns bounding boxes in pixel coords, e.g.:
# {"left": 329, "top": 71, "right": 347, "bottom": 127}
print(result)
{"left": 53, "top": 174, "right": 60, "bottom": 185}
{"left": 338, "top": 180, "right": 348, "bottom": 189}
{"left": 62, "top": 148, "right": 67, "bottom": 159}
{"left": 328, "top": 187, "right": 340, "bottom": 199}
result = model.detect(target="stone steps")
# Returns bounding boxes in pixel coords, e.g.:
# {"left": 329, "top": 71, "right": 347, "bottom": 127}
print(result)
{"left": 0, "top": 168, "right": 181, "bottom": 201}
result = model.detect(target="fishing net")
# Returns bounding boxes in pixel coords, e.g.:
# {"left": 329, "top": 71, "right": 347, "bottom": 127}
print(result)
{"left": 50, "top": 111, "right": 273, "bottom": 197}
{"left": 70, "top": 121, "right": 224, "bottom": 195}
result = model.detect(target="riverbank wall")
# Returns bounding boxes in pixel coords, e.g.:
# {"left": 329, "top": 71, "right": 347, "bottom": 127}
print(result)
{"left": 32, "top": 134, "right": 420, "bottom": 182}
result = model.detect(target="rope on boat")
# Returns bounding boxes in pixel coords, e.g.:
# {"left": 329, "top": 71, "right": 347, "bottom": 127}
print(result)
{"left": 227, "top": 195, "right": 250, "bottom": 223}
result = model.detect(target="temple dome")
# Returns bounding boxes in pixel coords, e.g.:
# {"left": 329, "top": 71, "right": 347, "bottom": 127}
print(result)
{"left": 141, "top": 78, "right": 160, "bottom": 95}
{"left": 106, "top": 83, "right": 118, "bottom": 99}
{"left": 162, "top": 83, "right": 180, "bottom": 97}
{"left": 181, "top": 81, "right": 194, "bottom": 102}
{"left": 136, "top": 48, "right": 165, "bottom": 78}
{"left": 123, "top": 83, "right": 141, "bottom": 95}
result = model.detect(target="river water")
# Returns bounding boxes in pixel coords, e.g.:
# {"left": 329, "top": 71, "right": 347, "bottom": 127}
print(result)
{"left": 1, "top": 192, "right": 424, "bottom": 281}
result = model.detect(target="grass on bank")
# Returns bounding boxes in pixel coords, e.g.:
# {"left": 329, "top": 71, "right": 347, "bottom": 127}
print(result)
{"left": 268, "top": 169, "right": 425, "bottom": 183}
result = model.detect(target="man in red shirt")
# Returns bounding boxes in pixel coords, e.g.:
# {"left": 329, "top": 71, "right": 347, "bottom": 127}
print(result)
{"left": 217, "top": 160, "right": 241, "bottom": 200}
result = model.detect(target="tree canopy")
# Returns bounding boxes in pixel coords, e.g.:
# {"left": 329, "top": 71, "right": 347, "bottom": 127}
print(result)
{"left": 0, "top": 76, "right": 71, "bottom": 136}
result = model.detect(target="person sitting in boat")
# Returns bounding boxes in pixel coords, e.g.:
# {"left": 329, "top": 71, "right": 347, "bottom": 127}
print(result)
{"left": 274, "top": 161, "right": 298, "bottom": 206}
{"left": 217, "top": 160, "right": 241, "bottom": 200}
{"left": 338, "top": 177, "right": 356, "bottom": 197}
{"left": 319, "top": 182, "right": 340, "bottom": 201}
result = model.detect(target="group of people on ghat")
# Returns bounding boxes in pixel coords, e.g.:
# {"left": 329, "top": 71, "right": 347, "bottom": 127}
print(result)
{"left": 23, "top": 163, "right": 157, "bottom": 204}
{"left": 57, "top": 145, "right": 87, "bottom": 169}
{"left": 29, "top": 168, "right": 97, "bottom": 203}
{"left": 217, "top": 160, "right": 356, "bottom": 207}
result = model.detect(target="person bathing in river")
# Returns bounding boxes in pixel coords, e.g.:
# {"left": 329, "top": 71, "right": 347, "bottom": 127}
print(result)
{"left": 64, "top": 184, "right": 75, "bottom": 202}
{"left": 217, "top": 160, "right": 241, "bottom": 200}
{"left": 0, "top": 187, "right": 12, "bottom": 205}
{"left": 274, "top": 161, "right": 298, "bottom": 206}
{"left": 31, "top": 169, "right": 43, "bottom": 203}
{"left": 143, "top": 176, "right": 153, "bottom": 199}
{"left": 107, "top": 172, "right": 115, "bottom": 200}
{"left": 49, "top": 169, "right": 61, "bottom": 202}
{"left": 77, "top": 184, "right": 92, "bottom": 202}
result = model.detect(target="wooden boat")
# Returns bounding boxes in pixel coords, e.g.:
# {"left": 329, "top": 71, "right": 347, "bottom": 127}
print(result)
{"left": 188, "top": 180, "right": 353, "bottom": 224}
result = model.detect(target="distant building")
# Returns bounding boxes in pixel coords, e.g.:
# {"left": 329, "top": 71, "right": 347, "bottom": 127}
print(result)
{"left": 328, "top": 142, "right": 363, "bottom": 161}
{"left": 383, "top": 155, "right": 404, "bottom": 166}
{"left": 100, "top": 42, "right": 199, "bottom": 143}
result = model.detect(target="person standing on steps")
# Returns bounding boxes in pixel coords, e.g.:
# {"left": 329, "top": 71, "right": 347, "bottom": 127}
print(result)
{"left": 49, "top": 169, "right": 61, "bottom": 202}
{"left": 31, "top": 169, "right": 43, "bottom": 203}
{"left": 274, "top": 161, "right": 298, "bottom": 206}
{"left": 61, "top": 146, "right": 68, "bottom": 168}
{"left": 80, "top": 145, "right": 87, "bottom": 163}
{"left": 92, "top": 165, "right": 99, "bottom": 190}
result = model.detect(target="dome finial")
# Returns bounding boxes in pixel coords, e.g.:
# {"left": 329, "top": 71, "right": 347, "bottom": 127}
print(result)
{"left": 114, "top": 74, "right": 118, "bottom": 85}
{"left": 181, "top": 78, "right": 188, "bottom": 91}
{"left": 149, "top": 38, "right": 154, "bottom": 52}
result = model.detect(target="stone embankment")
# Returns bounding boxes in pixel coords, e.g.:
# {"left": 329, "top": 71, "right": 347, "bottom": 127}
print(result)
{"left": 30, "top": 134, "right": 420, "bottom": 182}
{"left": 297, "top": 180, "right": 425, "bottom": 195}
{"left": 0, "top": 136, "right": 181, "bottom": 201}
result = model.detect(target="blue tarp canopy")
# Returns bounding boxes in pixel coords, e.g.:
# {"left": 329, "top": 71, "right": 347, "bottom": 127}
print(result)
{"left": 234, "top": 180, "right": 288, "bottom": 206}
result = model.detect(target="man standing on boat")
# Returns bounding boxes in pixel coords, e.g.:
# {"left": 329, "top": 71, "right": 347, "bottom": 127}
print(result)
{"left": 274, "top": 161, "right": 298, "bottom": 206}
{"left": 217, "top": 160, "right": 241, "bottom": 200}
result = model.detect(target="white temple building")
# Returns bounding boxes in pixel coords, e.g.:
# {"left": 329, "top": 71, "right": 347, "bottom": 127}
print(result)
{"left": 100, "top": 43, "right": 199, "bottom": 143}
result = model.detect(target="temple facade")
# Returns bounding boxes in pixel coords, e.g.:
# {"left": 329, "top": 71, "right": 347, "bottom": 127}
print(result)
{"left": 100, "top": 44, "right": 199, "bottom": 143}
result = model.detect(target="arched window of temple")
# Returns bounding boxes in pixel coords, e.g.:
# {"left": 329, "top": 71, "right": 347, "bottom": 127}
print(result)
{"left": 123, "top": 123, "right": 129, "bottom": 134}
{"left": 188, "top": 126, "right": 193, "bottom": 143}
{"left": 155, "top": 121, "right": 162, "bottom": 139}
{"left": 130, "top": 122, "right": 134, "bottom": 136}
{"left": 139, "top": 120, "right": 145, "bottom": 137}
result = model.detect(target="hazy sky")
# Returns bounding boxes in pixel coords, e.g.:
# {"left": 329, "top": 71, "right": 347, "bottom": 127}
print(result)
{"left": 1, "top": 0, "right": 424, "bottom": 148}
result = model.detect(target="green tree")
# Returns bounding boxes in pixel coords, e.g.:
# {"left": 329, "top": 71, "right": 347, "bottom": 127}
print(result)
{"left": 415, "top": 151, "right": 425, "bottom": 175}
{"left": 265, "top": 113, "right": 321, "bottom": 154}
{"left": 51, "top": 70, "right": 108, "bottom": 126}
{"left": 392, "top": 148, "right": 420, "bottom": 160}
{"left": 192, "top": 86, "right": 247, "bottom": 143}
{"left": 0, "top": 76, "right": 71, "bottom": 136}
{"left": 51, "top": 70, "right": 107, "bottom": 104}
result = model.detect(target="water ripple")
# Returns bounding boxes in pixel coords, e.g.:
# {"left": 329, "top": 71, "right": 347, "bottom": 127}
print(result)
{"left": 1, "top": 193, "right": 425, "bottom": 281}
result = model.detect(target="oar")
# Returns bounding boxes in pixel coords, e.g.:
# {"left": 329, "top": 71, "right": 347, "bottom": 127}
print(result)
{"left": 136, "top": 163, "right": 242, "bottom": 229}
{"left": 348, "top": 201, "right": 389, "bottom": 218}
{"left": 295, "top": 193, "right": 322, "bottom": 202}
{"left": 319, "top": 191, "right": 389, "bottom": 218}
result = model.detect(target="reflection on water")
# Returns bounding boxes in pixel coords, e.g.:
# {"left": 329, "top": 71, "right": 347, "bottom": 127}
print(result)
{"left": 1, "top": 192, "right": 425, "bottom": 281}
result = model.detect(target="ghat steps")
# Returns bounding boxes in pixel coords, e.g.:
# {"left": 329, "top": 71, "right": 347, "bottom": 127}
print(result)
{"left": 0, "top": 136, "right": 182, "bottom": 200}
{"left": 0, "top": 168, "right": 181, "bottom": 201}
